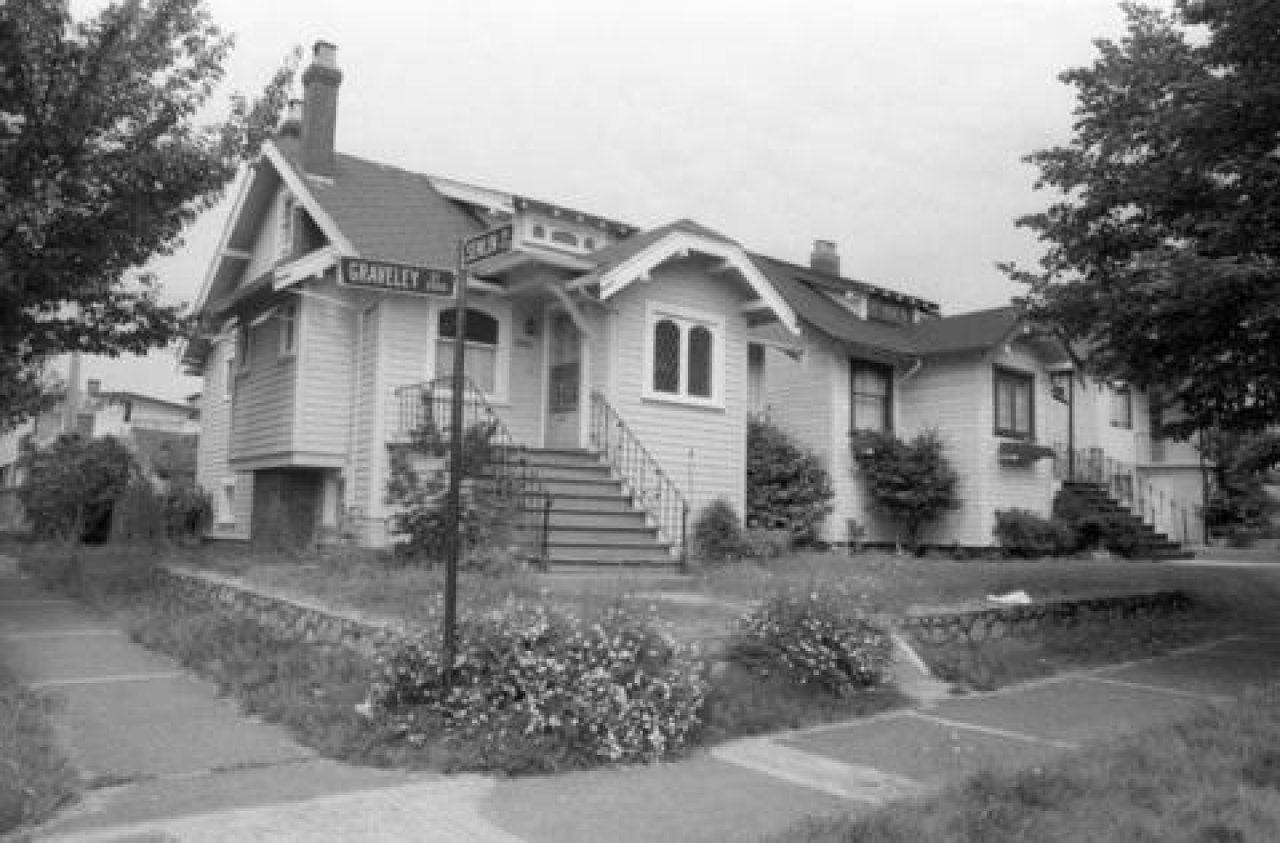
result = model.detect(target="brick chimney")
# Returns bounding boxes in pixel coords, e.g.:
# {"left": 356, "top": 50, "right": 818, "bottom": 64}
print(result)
{"left": 810, "top": 240, "right": 840, "bottom": 276}
{"left": 301, "top": 41, "right": 342, "bottom": 177}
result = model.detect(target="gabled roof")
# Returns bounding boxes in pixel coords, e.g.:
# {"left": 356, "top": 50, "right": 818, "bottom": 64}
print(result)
{"left": 908, "top": 305, "right": 1024, "bottom": 355}
{"left": 275, "top": 141, "right": 484, "bottom": 269}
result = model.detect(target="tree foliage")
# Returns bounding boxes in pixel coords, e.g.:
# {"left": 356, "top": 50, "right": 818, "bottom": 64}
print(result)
{"left": 1004, "top": 1, "right": 1280, "bottom": 437}
{"left": 852, "top": 429, "right": 960, "bottom": 551}
{"left": 0, "top": 0, "right": 296, "bottom": 431}
{"left": 19, "top": 434, "right": 139, "bottom": 543}
{"left": 1203, "top": 429, "right": 1280, "bottom": 531}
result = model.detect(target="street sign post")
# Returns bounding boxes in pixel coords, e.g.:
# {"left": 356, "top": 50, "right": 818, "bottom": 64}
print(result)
{"left": 441, "top": 223, "right": 515, "bottom": 690}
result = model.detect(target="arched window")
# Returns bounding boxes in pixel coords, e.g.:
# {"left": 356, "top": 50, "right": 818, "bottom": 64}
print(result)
{"left": 436, "top": 307, "right": 500, "bottom": 393}
{"left": 645, "top": 304, "right": 723, "bottom": 404}
{"left": 687, "top": 325, "right": 712, "bottom": 398}
{"left": 653, "top": 319, "right": 681, "bottom": 394}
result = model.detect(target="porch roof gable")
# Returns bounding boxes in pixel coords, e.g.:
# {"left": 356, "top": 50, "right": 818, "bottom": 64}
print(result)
{"left": 577, "top": 219, "right": 800, "bottom": 335}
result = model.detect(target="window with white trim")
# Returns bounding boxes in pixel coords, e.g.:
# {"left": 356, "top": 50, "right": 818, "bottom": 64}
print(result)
{"left": 1110, "top": 384, "right": 1133, "bottom": 429}
{"left": 222, "top": 339, "right": 235, "bottom": 401}
{"left": 277, "top": 195, "right": 296, "bottom": 262}
{"left": 643, "top": 303, "right": 724, "bottom": 405}
{"left": 218, "top": 479, "right": 236, "bottom": 525}
{"left": 435, "top": 307, "right": 502, "bottom": 396}
{"left": 851, "top": 359, "right": 893, "bottom": 433}
{"left": 278, "top": 301, "right": 298, "bottom": 358}
{"left": 994, "top": 366, "right": 1035, "bottom": 439}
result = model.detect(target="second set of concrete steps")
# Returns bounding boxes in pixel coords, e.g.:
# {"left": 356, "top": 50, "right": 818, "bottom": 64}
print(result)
{"left": 520, "top": 448, "right": 680, "bottom": 569}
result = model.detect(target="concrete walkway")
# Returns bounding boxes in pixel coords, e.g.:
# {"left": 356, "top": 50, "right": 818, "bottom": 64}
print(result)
{"left": 4, "top": 553, "right": 1280, "bottom": 842}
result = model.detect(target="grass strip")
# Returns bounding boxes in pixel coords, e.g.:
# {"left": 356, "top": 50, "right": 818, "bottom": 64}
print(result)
{"left": 771, "top": 684, "right": 1280, "bottom": 843}
{"left": 0, "top": 664, "right": 81, "bottom": 836}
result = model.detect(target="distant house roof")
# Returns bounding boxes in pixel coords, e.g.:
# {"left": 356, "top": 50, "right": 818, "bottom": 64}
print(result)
{"left": 750, "top": 254, "right": 926, "bottom": 355}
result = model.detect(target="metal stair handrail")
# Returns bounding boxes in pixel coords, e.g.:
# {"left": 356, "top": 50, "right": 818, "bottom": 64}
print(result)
{"left": 588, "top": 390, "right": 689, "bottom": 562}
{"left": 1053, "top": 443, "right": 1203, "bottom": 544}
{"left": 395, "top": 376, "right": 553, "bottom": 563}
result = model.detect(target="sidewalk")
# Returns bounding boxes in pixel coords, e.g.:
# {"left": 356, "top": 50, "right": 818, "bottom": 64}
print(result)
{"left": 4, "top": 552, "right": 1280, "bottom": 842}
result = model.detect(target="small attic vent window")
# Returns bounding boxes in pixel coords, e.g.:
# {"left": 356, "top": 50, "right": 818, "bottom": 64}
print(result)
{"left": 868, "top": 297, "right": 913, "bottom": 325}
{"left": 551, "top": 230, "right": 579, "bottom": 247}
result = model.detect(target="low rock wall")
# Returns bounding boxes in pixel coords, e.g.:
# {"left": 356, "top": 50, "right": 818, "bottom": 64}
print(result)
{"left": 150, "top": 566, "right": 410, "bottom": 656}
{"left": 900, "top": 590, "right": 1193, "bottom": 645}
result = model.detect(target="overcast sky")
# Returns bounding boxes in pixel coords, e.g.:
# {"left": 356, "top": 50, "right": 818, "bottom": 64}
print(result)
{"left": 68, "top": 0, "right": 1146, "bottom": 401}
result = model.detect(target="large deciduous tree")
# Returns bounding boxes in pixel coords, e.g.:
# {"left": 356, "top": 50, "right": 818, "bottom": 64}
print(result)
{"left": 1004, "top": 1, "right": 1280, "bottom": 438}
{"left": 0, "top": 0, "right": 295, "bottom": 431}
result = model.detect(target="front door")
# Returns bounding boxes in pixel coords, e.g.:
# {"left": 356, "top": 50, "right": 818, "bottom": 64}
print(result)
{"left": 545, "top": 311, "right": 581, "bottom": 449}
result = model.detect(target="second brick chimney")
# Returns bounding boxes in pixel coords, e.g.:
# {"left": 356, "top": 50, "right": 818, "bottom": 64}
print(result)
{"left": 301, "top": 41, "right": 342, "bottom": 177}
{"left": 810, "top": 240, "right": 840, "bottom": 276}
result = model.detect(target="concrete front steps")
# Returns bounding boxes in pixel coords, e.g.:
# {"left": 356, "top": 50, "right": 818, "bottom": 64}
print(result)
{"left": 1056, "top": 481, "right": 1196, "bottom": 561}
{"left": 517, "top": 448, "right": 682, "bottom": 570}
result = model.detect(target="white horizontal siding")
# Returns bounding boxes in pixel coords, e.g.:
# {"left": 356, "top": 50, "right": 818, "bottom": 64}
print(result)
{"left": 295, "top": 286, "right": 355, "bottom": 458}
{"left": 604, "top": 262, "right": 749, "bottom": 522}
{"left": 761, "top": 334, "right": 839, "bottom": 539}
{"left": 230, "top": 316, "right": 297, "bottom": 462}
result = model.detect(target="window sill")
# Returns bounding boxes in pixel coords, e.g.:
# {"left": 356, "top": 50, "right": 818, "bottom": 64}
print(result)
{"left": 641, "top": 391, "right": 725, "bottom": 411}
{"left": 993, "top": 430, "right": 1034, "bottom": 441}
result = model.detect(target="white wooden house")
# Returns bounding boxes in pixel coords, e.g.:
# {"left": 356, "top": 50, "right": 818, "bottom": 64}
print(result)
{"left": 183, "top": 42, "right": 1204, "bottom": 562}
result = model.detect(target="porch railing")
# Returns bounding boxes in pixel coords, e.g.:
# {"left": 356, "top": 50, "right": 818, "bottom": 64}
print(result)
{"left": 1053, "top": 443, "right": 1203, "bottom": 545}
{"left": 395, "top": 376, "right": 552, "bottom": 564}
{"left": 588, "top": 390, "right": 689, "bottom": 563}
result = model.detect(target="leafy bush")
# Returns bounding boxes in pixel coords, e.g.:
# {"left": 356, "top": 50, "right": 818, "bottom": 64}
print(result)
{"left": 746, "top": 416, "right": 834, "bottom": 545}
{"left": 367, "top": 602, "right": 707, "bottom": 772}
{"left": 19, "top": 434, "right": 139, "bottom": 543}
{"left": 993, "top": 509, "right": 1077, "bottom": 558}
{"left": 726, "top": 586, "right": 893, "bottom": 697}
{"left": 852, "top": 429, "right": 960, "bottom": 551}
{"left": 386, "top": 420, "right": 516, "bottom": 564}
{"left": 1053, "top": 494, "right": 1146, "bottom": 557}
{"left": 693, "top": 498, "right": 744, "bottom": 562}
{"left": 163, "top": 482, "right": 213, "bottom": 542}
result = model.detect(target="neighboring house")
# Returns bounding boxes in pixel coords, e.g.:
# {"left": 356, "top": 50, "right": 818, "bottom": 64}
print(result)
{"left": 181, "top": 41, "right": 1205, "bottom": 560}
{"left": 0, "top": 379, "right": 202, "bottom": 531}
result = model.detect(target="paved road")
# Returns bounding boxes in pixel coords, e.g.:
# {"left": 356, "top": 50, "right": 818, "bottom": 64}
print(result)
{"left": 4, "top": 553, "right": 1279, "bottom": 842}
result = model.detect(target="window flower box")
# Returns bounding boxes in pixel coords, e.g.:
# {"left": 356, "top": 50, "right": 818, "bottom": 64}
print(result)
{"left": 998, "top": 440, "right": 1056, "bottom": 466}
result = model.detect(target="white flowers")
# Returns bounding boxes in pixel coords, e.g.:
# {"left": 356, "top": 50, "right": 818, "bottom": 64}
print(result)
{"left": 365, "top": 601, "right": 707, "bottom": 767}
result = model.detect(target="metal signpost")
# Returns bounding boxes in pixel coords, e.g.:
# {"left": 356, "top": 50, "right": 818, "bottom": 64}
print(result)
{"left": 441, "top": 223, "right": 514, "bottom": 688}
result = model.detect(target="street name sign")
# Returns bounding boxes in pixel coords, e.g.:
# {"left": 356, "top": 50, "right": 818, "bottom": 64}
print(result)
{"left": 461, "top": 223, "right": 514, "bottom": 266}
{"left": 338, "top": 257, "right": 455, "bottom": 297}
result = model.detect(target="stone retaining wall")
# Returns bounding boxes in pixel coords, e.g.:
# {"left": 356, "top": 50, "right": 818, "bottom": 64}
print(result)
{"left": 151, "top": 566, "right": 1193, "bottom": 658}
{"left": 151, "top": 566, "right": 410, "bottom": 656}
{"left": 900, "top": 590, "right": 1192, "bottom": 645}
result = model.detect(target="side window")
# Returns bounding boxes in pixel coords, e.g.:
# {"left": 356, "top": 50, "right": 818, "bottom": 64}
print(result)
{"left": 994, "top": 367, "right": 1035, "bottom": 439}
{"left": 279, "top": 301, "right": 298, "bottom": 358}
{"left": 851, "top": 360, "right": 893, "bottom": 433}
{"left": 1110, "top": 384, "right": 1133, "bottom": 429}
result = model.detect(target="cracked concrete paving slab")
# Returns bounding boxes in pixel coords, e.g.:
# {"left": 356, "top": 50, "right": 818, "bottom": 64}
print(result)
{"left": 43, "top": 776, "right": 521, "bottom": 843}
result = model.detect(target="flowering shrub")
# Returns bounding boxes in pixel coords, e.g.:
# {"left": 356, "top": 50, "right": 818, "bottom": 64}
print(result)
{"left": 367, "top": 601, "right": 707, "bottom": 772}
{"left": 727, "top": 587, "right": 893, "bottom": 697}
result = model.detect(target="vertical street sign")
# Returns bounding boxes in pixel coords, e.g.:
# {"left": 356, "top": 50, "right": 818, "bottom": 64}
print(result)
{"left": 441, "top": 223, "right": 515, "bottom": 689}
